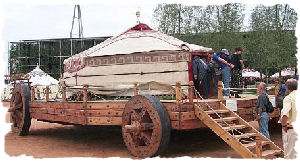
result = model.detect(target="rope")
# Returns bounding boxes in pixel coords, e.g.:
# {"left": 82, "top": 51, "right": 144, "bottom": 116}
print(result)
{"left": 193, "top": 86, "right": 255, "bottom": 142}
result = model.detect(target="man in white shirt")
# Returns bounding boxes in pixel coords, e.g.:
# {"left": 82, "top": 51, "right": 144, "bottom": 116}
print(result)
{"left": 281, "top": 78, "right": 298, "bottom": 159}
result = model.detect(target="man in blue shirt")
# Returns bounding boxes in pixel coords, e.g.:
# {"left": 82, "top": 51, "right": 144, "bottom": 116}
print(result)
{"left": 212, "top": 49, "right": 234, "bottom": 98}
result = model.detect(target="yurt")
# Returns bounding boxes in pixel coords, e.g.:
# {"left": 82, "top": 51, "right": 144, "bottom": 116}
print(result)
{"left": 63, "top": 23, "right": 211, "bottom": 96}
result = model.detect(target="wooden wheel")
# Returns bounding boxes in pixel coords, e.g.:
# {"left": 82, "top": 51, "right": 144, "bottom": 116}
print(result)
{"left": 9, "top": 83, "right": 31, "bottom": 136}
{"left": 122, "top": 95, "right": 171, "bottom": 158}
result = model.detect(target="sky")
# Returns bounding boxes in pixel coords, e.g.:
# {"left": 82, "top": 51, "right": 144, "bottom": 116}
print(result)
{"left": 1, "top": 0, "right": 300, "bottom": 160}
{"left": 1, "top": 0, "right": 299, "bottom": 75}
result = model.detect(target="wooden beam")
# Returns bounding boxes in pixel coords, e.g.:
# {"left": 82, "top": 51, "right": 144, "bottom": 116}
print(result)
{"left": 188, "top": 81, "right": 194, "bottom": 103}
{"left": 133, "top": 82, "right": 138, "bottom": 96}
{"left": 256, "top": 135, "right": 263, "bottom": 158}
{"left": 218, "top": 81, "right": 224, "bottom": 100}
{"left": 45, "top": 86, "right": 49, "bottom": 102}
{"left": 176, "top": 81, "right": 182, "bottom": 103}
{"left": 31, "top": 87, "right": 35, "bottom": 102}
{"left": 83, "top": 84, "right": 88, "bottom": 103}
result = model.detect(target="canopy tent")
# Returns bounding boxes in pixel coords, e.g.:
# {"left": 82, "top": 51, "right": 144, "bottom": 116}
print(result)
{"left": 28, "top": 65, "right": 59, "bottom": 86}
{"left": 242, "top": 68, "right": 265, "bottom": 82}
{"left": 270, "top": 67, "right": 297, "bottom": 81}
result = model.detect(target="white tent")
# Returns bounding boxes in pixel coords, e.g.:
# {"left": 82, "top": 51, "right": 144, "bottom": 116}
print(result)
{"left": 270, "top": 67, "right": 297, "bottom": 78}
{"left": 242, "top": 68, "right": 266, "bottom": 78}
{"left": 63, "top": 23, "right": 211, "bottom": 73}
{"left": 28, "top": 65, "right": 59, "bottom": 86}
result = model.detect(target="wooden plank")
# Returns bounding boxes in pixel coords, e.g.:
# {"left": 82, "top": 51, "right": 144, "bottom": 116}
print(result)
{"left": 243, "top": 141, "right": 270, "bottom": 150}
{"left": 168, "top": 111, "right": 196, "bottom": 121}
{"left": 86, "top": 117, "right": 122, "bottom": 125}
{"left": 85, "top": 109, "right": 123, "bottom": 117}
{"left": 239, "top": 114, "right": 254, "bottom": 122}
{"left": 262, "top": 150, "right": 282, "bottom": 159}
{"left": 237, "top": 108, "right": 255, "bottom": 115}
{"left": 171, "top": 119, "right": 206, "bottom": 130}
{"left": 163, "top": 103, "right": 194, "bottom": 112}
{"left": 223, "top": 125, "right": 248, "bottom": 131}
{"left": 205, "top": 109, "right": 230, "bottom": 115}
{"left": 86, "top": 102, "right": 126, "bottom": 110}
{"left": 194, "top": 101, "right": 220, "bottom": 111}
{"left": 233, "top": 133, "right": 257, "bottom": 140}
{"left": 213, "top": 117, "right": 238, "bottom": 123}
{"left": 30, "top": 102, "right": 84, "bottom": 109}
{"left": 237, "top": 99, "right": 254, "bottom": 108}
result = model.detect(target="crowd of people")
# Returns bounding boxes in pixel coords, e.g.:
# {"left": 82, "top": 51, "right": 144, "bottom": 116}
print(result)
{"left": 192, "top": 46, "right": 245, "bottom": 99}
{"left": 192, "top": 47, "right": 298, "bottom": 159}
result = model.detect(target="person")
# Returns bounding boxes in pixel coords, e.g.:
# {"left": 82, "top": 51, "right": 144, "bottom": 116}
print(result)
{"left": 255, "top": 82, "right": 270, "bottom": 139}
{"left": 211, "top": 50, "right": 222, "bottom": 97}
{"left": 275, "top": 85, "right": 287, "bottom": 110}
{"left": 230, "top": 47, "right": 244, "bottom": 90}
{"left": 192, "top": 53, "right": 214, "bottom": 99}
{"left": 213, "top": 49, "right": 234, "bottom": 98}
{"left": 281, "top": 79, "right": 297, "bottom": 159}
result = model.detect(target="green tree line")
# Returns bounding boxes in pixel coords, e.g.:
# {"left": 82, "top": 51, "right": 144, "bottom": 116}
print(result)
{"left": 153, "top": 3, "right": 298, "bottom": 83}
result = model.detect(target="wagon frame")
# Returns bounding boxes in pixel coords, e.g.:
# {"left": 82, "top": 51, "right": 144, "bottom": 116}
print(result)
{"left": 9, "top": 76, "right": 283, "bottom": 158}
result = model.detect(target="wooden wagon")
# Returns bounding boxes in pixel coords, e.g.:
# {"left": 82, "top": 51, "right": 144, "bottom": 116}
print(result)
{"left": 9, "top": 23, "right": 284, "bottom": 158}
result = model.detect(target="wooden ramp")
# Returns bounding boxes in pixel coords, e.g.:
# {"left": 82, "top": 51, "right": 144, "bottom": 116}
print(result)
{"left": 194, "top": 101, "right": 284, "bottom": 159}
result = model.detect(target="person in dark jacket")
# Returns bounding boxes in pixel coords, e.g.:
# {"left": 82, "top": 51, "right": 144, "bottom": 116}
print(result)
{"left": 192, "top": 54, "right": 214, "bottom": 99}
{"left": 231, "top": 46, "right": 245, "bottom": 89}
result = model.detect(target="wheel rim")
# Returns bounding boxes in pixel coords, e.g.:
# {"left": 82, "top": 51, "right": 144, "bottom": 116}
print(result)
{"left": 122, "top": 95, "right": 165, "bottom": 158}
{"left": 10, "top": 83, "right": 31, "bottom": 135}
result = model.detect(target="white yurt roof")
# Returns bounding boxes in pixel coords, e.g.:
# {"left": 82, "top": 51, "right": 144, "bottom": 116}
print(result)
{"left": 28, "top": 65, "right": 59, "bottom": 86}
{"left": 64, "top": 23, "right": 212, "bottom": 73}
{"left": 270, "top": 67, "right": 297, "bottom": 78}
{"left": 242, "top": 68, "right": 266, "bottom": 78}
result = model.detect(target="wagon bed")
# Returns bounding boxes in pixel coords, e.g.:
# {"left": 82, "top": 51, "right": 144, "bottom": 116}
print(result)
{"left": 9, "top": 81, "right": 283, "bottom": 158}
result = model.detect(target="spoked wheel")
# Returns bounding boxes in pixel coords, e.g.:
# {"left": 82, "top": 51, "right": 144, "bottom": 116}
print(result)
{"left": 9, "top": 83, "right": 31, "bottom": 136}
{"left": 122, "top": 95, "right": 171, "bottom": 158}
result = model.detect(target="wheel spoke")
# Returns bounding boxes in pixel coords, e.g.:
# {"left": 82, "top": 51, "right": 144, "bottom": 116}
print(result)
{"left": 140, "top": 132, "right": 152, "bottom": 145}
{"left": 131, "top": 109, "right": 142, "bottom": 121}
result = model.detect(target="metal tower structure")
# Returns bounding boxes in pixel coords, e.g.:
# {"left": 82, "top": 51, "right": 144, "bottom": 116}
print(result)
{"left": 70, "top": 4, "right": 84, "bottom": 55}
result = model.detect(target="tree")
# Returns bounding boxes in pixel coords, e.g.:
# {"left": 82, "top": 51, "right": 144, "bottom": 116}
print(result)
{"left": 249, "top": 4, "right": 297, "bottom": 83}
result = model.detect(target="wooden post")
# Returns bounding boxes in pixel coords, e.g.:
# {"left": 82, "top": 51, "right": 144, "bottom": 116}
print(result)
{"left": 256, "top": 82, "right": 260, "bottom": 96}
{"left": 37, "top": 88, "right": 41, "bottom": 100}
{"left": 218, "top": 81, "right": 224, "bottom": 100}
{"left": 62, "top": 84, "right": 66, "bottom": 102}
{"left": 176, "top": 81, "right": 182, "bottom": 103}
{"left": 133, "top": 82, "right": 138, "bottom": 96}
{"left": 274, "top": 81, "right": 279, "bottom": 96}
{"left": 31, "top": 87, "right": 35, "bottom": 102}
{"left": 188, "top": 81, "right": 194, "bottom": 103}
{"left": 83, "top": 84, "right": 88, "bottom": 103}
{"left": 45, "top": 86, "right": 49, "bottom": 102}
{"left": 255, "top": 136, "right": 262, "bottom": 158}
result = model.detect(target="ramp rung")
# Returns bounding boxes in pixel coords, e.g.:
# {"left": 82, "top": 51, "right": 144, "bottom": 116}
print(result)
{"left": 234, "top": 133, "right": 257, "bottom": 140}
{"left": 262, "top": 150, "right": 282, "bottom": 158}
{"left": 243, "top": 141, "right": 270, "bottom": 149}
{"left": 223, "top": 124, "right": 248, "bottom": 131}
{"left": 205, "top": 109, "right": 229, "bottom": 115}
{"left": 213, "top": 117, "right": 238, "bottom": 123}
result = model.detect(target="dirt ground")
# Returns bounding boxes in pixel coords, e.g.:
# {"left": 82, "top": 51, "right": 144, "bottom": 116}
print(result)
{"left": 2, "top": 101, "right": 283, "bottom": 159}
